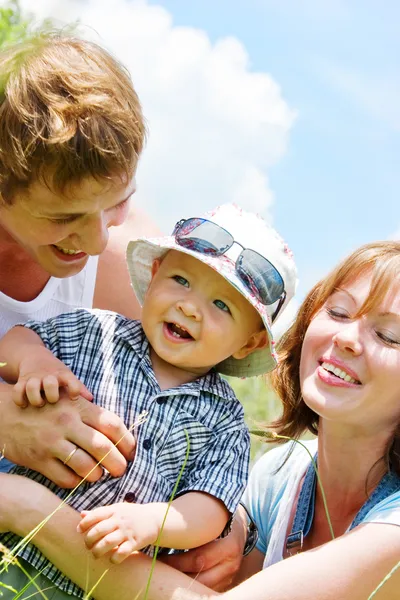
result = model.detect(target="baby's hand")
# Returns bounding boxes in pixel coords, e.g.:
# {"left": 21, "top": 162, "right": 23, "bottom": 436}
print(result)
{"left": 13, "top": 348, "right": 93, "bottom": 408}
{"left": 78, "top": 503, "right": 162, "bottom": 564}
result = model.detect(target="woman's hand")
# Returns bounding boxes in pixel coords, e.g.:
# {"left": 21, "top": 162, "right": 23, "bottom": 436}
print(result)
{"left": 0, "top": 383, "right": 135, "bottom": 487}
{"left": 161, "top": 507, "right": 247, "bottom": 592}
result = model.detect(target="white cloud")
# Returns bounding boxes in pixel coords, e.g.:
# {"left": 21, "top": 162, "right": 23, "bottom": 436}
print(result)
{"left": 389, "top": 227, "right": 400, "bottom": 240}
{"left": 22, "top": 0, "right": 295, "bottom": 232}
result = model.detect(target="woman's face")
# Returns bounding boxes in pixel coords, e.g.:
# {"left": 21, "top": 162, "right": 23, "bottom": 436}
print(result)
{"left": 300, "top": 272, "right": 400, "bottom": 434}
{"left": 0, "top": 175, "right": 136, "bottom": 278}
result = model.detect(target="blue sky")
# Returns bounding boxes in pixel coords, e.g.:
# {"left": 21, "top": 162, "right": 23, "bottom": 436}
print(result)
{"left": 147, "top": 0, "right": 400, "bottom": 294}
{"left": 19, "top": 0, "right": 400, "bottom": 305}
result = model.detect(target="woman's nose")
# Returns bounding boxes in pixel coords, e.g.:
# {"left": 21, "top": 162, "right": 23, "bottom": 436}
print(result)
{"left": 332, "top": 322, "right": 363, "bottom": 355}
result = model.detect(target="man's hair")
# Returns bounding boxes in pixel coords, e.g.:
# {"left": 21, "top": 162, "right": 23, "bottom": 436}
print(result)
{"left": 0, "top": 31, "right": 146, "bottom": 203}
{"left": 268, "top": 241, "right": 400, "bottom": 475}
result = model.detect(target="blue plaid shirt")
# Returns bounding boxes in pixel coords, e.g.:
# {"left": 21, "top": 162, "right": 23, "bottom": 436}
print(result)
{"left": 1, "top": 309, "right": 250, "bottom": 598}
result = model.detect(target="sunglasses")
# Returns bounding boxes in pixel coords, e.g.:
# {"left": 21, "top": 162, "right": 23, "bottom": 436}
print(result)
{"left": 172, "top": 217, "right": 286, "bottom": 323}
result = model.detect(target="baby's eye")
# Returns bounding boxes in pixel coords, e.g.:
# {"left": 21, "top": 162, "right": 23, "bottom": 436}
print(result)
{"left": 376, "top": 330, "right": 400, "bottom": 346}
{"left": 172, "top": 275, "right": 189, "bottom": 287}
{"left": 214, "top": 299, "right": 231, "bottom": 313}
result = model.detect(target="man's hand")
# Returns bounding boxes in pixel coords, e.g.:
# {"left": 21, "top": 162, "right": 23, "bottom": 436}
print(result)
{"left": 0, "top": 383, "right": 135, "bottom": 487}
{"left": 14, "top": 347, "right": 93, "bottom": 408}
{"left": 160, "top": 507, "right": 247, "bottom": 592}
{"left": 78, "top": 502, "right": 161, "bottom": 563}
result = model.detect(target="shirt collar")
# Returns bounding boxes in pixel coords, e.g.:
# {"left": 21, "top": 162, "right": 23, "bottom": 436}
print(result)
{"left": 115, "top": 319, "right": 237, "bottom": 402}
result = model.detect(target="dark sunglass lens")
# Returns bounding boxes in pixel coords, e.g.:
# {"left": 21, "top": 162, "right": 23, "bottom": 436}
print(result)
{"left": 237, "top": 249, "right": 284, "bottom": 305}
{"left": 175, "top": 218, "right": 233, "bottom": 256}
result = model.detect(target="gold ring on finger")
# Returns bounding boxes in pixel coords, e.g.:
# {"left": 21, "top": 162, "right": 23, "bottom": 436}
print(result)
{"left": 63, "top": 447, "right": 78, "bottom": 465}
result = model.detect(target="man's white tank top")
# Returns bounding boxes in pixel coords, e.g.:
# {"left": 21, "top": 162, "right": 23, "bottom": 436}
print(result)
{"left": 0, "top": 255, "right": 99, "bottom": 339}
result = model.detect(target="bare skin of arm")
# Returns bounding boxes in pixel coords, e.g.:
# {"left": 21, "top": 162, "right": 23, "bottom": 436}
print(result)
{"left": 161, "top": 506, "right": 250, "bottom": 591}
{"left": 2, "top": 475, "right": 399, "bottom": 600}
{"left": 79, "top": 493, "right": 229, "bottom": 563}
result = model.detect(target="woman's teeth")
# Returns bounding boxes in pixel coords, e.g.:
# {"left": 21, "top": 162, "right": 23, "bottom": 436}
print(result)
{"left": 321, "top": 361, "right": 358, "bottom": 384}
{"left": 54, "top": 245, "right": 82, "bottom": 255}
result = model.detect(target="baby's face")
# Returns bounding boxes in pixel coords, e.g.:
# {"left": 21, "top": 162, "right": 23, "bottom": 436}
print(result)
{"left": 141, "top": 250, "right": 265, "bottom": 377}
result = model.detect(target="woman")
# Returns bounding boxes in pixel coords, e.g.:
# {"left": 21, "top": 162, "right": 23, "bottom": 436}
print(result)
{"left": 1, "top": 240, "right": 399, "bottom": 599}
{"left": 0, "top": 31, "right": 159, "bottom": 480}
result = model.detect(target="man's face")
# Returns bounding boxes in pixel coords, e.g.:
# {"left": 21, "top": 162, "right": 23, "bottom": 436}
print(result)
{"left": 0, "top": 174, "right": 136, "bottom": 278}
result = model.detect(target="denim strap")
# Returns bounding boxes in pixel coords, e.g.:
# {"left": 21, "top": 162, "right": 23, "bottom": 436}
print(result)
{"left": 285, "top": 452, "right": 400, "bottom": 555}
{"left": 285, "top": 453, "right": 318, "bottom": 554}
{"left": 351, "top": 470, "right": 400, "bottom": 529}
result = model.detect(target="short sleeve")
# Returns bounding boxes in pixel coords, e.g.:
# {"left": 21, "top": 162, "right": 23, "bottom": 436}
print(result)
{"left": 23, "top": 309, "right": 109, "bottom": 364}
{"left": 363, "top": 491, "right": 400, "bottom": 527}
{"left": 242, "top": 441, "right": 315, "bottom": 556}
{"left": 176, "top": 419, "right": 250, "bottom": 517}
{"left": 242, "top": 448, "right": 281, "bottom": 555}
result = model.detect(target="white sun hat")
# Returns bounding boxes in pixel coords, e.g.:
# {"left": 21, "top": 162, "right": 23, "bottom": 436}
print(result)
{"left": 126, "top": 204, "right": 297, "bottom": 378}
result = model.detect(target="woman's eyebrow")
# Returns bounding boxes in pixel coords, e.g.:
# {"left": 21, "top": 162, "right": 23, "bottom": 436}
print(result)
{"left": 332, "top": 288, "right": 356, "bottom": 302}
{"left": 379, "top": 311, "right": 400, "bottom": 320}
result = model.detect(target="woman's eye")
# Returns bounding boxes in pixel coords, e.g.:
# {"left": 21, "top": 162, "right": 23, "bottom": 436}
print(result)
{"left": 172, "top": 275, "right": 189, "bottom": 287}
{"left": 376, "top": 331, "right": 400, "bottom": 346}
{"left": 214, "top": 299, "right": 231, "bottom": 313}
{"left": 326, "top": 307, "right": 350, "bottom": 319}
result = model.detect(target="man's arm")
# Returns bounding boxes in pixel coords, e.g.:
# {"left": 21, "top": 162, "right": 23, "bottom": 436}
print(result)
{"left": 0, "top": 387, "right": 135, "bottom": 486}
{"left": 94, "top": 204, "right": 162, "bottom": 319}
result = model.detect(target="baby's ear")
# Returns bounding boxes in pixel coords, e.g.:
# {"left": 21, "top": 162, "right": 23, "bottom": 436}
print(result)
{"left": 232, "top": 330, "right": 268, "bottom": 360}
{"left": 150, "top": 258, "right": 162, "bottom": 279}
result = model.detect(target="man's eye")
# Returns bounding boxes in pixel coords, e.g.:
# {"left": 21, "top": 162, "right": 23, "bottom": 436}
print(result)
{"left": 112, "top": 198, "right": 130, "bottom": 212}
{"left": 214, "top": 299, "right": 231, "bottom": 313}
{"left": 172, "top": 275, "right": 189, "bottom": 287}
{"left": 49, "top": 216, "right": 79, "bottom": 225}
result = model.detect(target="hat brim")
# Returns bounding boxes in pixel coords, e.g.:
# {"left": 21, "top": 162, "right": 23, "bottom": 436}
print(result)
{"left": 126, "top": 236, "right": 277, "bottom": 377}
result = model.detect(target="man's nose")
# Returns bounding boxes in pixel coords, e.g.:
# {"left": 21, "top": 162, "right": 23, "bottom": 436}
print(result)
{"left": 74, "top": 213, "right": 110, "bottom": 256}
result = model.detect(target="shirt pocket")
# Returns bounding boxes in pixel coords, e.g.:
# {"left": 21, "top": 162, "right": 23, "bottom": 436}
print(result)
{"left": 157, "top": 409, "right": 212, "bottom": 484}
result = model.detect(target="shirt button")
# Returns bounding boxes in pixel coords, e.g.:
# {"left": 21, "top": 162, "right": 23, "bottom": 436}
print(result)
{"left": 157, "top": 397, "right": 167, "bottom": 405}
{"left": 124, "top": 492, "right": 136, "bottom": 503}
{"left": 143, "top": 438, "right": 151, "bottom": 450}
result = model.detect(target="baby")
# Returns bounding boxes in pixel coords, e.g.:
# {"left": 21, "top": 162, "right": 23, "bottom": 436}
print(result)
{"left": 0, "top": 204, "right": 296, "bottom": 597}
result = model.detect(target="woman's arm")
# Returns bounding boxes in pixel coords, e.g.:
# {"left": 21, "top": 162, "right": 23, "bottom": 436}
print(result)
{"left": 162, "top": 505, "right": 263, "bottom": 591}
{"left": 0, "top": 474, "right": 217, "bottom": 600}
{"left": 221, "top": 522, "right": 400, "bottom": 600}
{"left": 2, "top": 474, "right": 399, "bottom": 600}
